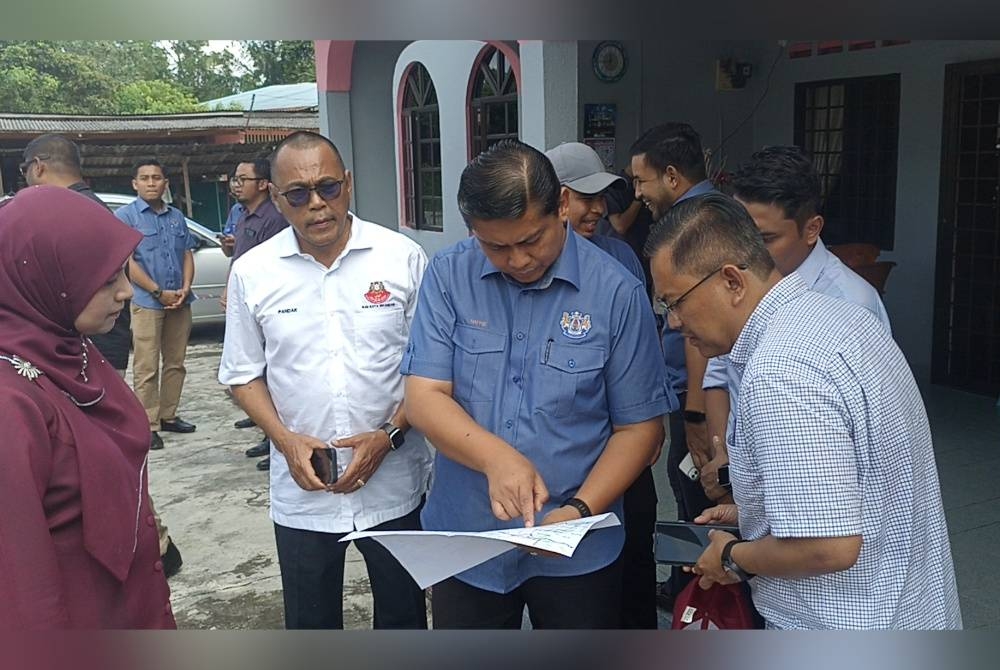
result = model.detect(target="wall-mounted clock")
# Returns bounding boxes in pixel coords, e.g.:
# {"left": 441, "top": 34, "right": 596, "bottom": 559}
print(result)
{"left": 593, "top": 41, "right": 627, "bottom": 83}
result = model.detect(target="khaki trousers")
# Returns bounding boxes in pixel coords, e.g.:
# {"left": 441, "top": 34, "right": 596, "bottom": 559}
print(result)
{"left": 131, "top": 304, "right": 192, "bottom": 432}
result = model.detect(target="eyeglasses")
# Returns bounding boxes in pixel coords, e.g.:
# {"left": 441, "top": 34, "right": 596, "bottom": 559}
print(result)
{"left": 230, "top": 176, "right": 266, "bottom": 187}
{"left": 654, "top": 264, "right": 749, "bottom": 317}
{"left": 18, "top": 155, "right": 48, "bottom": 177}
{"left": 276, "top": 179, "right": 345, "bottom": 208}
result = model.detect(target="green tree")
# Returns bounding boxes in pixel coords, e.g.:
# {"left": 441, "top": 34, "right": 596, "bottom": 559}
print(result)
{"left": 0, "top": 41, "right": 119, "bottom": 113}
{"left": 168, "top": 41, "right": 241, "bottom": 102}
{"left": 238, "top": 41, "right": 315, "bottom": 88}
{"left": 114, "top": 80, "right": 204, "bottom": 115}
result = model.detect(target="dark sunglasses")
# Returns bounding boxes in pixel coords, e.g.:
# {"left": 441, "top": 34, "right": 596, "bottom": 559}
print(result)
{"left": 276, "top": 179, "right": 345, "bottom": 208}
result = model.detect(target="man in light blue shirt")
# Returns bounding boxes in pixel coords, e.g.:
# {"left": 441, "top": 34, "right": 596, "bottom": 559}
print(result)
{"left": 647, "top": 193, "right": 960, "bottom": 629}
{"left": 401, "top": 140, "right": 670, "bottom": 629}
{"left": 699, "top": 146, "right": 892, "bottom": 502}
{"left": 115, "top": 159, "right": 199, "bottom": 449}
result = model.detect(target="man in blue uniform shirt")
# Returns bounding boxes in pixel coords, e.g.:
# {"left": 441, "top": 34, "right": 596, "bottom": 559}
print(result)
{"left": 402, "top": 140, "right": 670, "bottom": 629}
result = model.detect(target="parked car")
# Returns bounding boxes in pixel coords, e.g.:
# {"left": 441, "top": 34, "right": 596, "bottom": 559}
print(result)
{"left": 96, "top": 193, "right": 227, "bottom": 325}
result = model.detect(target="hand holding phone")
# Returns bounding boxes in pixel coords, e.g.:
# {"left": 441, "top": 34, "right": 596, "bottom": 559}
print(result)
{"left": 309, "top": 447, "right": 337, "bottom": 487}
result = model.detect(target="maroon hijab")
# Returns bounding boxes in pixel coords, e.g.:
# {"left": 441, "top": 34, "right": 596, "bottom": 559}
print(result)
{"left": 0, "top": 186, "right": 149, "bottom": 581}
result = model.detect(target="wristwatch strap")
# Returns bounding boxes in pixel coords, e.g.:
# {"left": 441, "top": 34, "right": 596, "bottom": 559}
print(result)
{"left": 721, "top": 539, "right": 754, "bottom": 581}
{"left": 684, "top": 410, "right": 706, "bottom": 424}
{"left": 379, "top": 422, "right": 405, "bottom": 450}
{"left": 563, "top": 497, "right": 592, "bottom": 519}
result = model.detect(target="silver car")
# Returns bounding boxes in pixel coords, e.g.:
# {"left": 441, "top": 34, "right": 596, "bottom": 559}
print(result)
{"left": 96, "top": 193, "right": 228, "bottom": 325}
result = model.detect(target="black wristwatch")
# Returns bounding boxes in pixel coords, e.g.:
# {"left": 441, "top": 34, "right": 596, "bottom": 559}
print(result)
{"left": 379, "top": 422, "right": 406, "bottom": 450}
{"left": 718, "top": 464, "right": 732, "bottom": 491}
{"left": 150, "top": 286, "right": 163, "bottom": 299}
{"left": 683, "top": 410, "right": 706, "bottom": 424}
{"left": 721, "top": 539, "right": 754, "bottom": 581}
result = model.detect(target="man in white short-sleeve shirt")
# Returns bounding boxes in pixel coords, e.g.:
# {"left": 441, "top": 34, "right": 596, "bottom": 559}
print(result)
{"left": 218, "top": 131, "right": 431, "bottom": 630}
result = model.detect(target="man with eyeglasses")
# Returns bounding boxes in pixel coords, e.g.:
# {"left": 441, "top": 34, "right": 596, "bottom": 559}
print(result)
{"left": 115, "top": 159, "right": 198, "bottom": 451}
{"left": 223, "top": 158, "right": 289, "bottom": 471}
{"left": 647, "top": 193, "right": 960, "bottom": 629}
{"left": 218, "top": 131, "right": 431, "bottom": 629}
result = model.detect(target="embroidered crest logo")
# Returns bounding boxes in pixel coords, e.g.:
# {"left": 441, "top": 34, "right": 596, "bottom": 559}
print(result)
{"left": 559, "top": 311, "right": 592, "bottom": 339}
{"left": 364, "top": 281, "right": 391, "bottom": 304}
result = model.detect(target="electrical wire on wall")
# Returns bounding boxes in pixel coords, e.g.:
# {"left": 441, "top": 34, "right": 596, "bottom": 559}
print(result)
{"left": 712, "top": 42, "right": 786, "bottom": 159}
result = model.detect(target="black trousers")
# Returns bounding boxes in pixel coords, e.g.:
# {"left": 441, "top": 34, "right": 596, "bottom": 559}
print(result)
{"left": 431, "top": 555, "right": 623, "bottom": 629}
{"left": 665, "top": 395, "right": 714, "bottom": 597}
{"left": 273, "top": 504, "right": 427, "bottom": 629}
{"left": 620, "top": 466, "right": 658, "bottom": 629}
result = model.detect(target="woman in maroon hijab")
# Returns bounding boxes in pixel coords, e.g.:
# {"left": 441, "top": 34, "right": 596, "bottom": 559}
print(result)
{"left": 0, "top": 186, "right": 175, "bottom": 628}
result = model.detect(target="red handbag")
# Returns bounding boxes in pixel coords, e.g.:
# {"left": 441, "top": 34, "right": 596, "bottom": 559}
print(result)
{"left": 671, "top": 579, "right": 760, "bottom": 629}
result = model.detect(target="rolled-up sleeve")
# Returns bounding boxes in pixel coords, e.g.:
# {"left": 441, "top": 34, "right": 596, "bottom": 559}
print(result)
{"left": 400, "top": 258, "right": 457, "bottom": 382}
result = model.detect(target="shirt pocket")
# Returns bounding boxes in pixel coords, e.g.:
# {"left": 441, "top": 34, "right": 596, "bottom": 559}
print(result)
{"left": 452, "top": 325, "right": 507, "bottom": 403}
{"left": 539, "top": 342, "right": 606, "bottom": 417}
{"left": 352, "top": 309, "right": 406, "bottom": 373}
{"left": 168, "top": 218, "right": 189, "bottom": 252}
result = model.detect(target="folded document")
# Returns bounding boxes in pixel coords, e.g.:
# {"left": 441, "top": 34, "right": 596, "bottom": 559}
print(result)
{"left": 341, "top": 512, "right": 620, "bottom": 589}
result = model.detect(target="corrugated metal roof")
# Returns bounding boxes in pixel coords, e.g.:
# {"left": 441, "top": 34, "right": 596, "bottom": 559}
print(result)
{"left": 0, "top": 111, "right": 318, "bottom": 134}
{"left": 201, "top": 83, "right": 318, "bottom": 111}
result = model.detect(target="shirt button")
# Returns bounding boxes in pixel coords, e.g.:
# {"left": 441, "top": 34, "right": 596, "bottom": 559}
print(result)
{"left": 505, "top": 419, "right": 513, "bottom": 429}
{"left": 512, "top": 376, "right": 520, "bottom": 384}
{"left": 516, "top": 332, "right": 525, "bottom": 340}
{"left": 154, "top": 561, "right": 163, "bottom": 572}
{"left": 568, "top": 359, "right": 576, "bottom": 368}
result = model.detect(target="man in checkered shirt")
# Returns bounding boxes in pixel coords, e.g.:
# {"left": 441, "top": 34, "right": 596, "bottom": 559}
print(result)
{"left": 647, "top": 193, "right": 961, "bottom": 629}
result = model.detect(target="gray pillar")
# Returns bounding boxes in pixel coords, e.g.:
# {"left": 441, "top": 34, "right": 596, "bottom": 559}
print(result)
{"left": 318, "top": 90, "right": 357, "bottom": 212}
{"left": 519, "top": 41, "right": 579, "bottom": 152}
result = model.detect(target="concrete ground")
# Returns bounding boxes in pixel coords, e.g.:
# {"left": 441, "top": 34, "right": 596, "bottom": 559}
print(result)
{"left": 150, "top": 326, "right": 1000, "bottom": 630}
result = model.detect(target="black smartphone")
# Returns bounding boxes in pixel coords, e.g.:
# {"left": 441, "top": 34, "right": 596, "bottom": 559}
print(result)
{"left": 309, "top": 448, "right": 337, "bottom": 486}
{"left": 654, "top": 521, "right": 741, "bottom": 566}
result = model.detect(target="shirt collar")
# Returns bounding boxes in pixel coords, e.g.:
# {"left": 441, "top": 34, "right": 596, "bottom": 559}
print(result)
{"left": 793, "top": 237, "right": 829, "bottom": 289}
{"left": 276, "top": 211, "right": 371, "bottom": 260}
{"left": 728, "top": 272, "right": 809, "bottom": 367}
{"left": 478, "top": 224, "right": 582, "bottom": 290}
{"left": 135, "top": 197, "right": 166, "bottom": 215}
{"left": 675, "top": 179, "right": 715, "bottom": 205}
{"left": 244, "top": 197, "right": 277, "bottom": 220}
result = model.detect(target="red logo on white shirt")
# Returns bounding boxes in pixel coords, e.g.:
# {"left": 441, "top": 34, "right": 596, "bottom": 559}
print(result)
{"left": 364, "top": 281, "right": 391, "bottom": 304}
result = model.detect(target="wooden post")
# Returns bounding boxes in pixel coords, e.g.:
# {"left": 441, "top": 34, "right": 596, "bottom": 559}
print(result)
{"left": 181, "top": 157, "right": 193, "bottom": 218}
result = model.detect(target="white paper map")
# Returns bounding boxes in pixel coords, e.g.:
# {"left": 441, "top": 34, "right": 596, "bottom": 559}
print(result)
{"left": 340, "top": 513, "right": 620, "bottom": 589}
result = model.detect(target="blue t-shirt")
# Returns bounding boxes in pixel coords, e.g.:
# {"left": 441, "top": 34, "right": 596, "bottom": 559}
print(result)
{"left": 401, "top": 228, "right": 671, "bottom": 593}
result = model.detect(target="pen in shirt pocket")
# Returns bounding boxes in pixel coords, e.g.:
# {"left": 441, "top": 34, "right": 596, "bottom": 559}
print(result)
{"left": 543, "top": 338, "right": 553, "bottom": 364}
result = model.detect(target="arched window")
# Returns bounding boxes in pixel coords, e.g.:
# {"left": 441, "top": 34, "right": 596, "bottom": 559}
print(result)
{"left": 401, "top": 63, "right": 442, "bottom": 231}
{"left": 469, "top": 45, "right": 519, "bottom": 157}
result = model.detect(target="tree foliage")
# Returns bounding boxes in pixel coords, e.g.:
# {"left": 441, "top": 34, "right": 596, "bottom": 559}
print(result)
{"left": 238, "top": 41, "right": 316, "bottom": 88}
{"left": 0, "top": 40, "right": 317, "bottom": 115}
